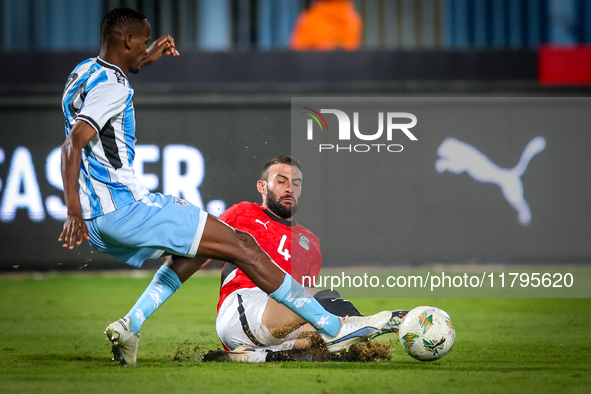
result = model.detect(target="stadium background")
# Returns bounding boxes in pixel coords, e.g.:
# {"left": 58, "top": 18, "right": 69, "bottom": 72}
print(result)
{"left": 1, "top": 0, "right": 591, "bottom": 271}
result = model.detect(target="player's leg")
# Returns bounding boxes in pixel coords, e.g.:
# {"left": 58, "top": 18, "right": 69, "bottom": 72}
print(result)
{"left": 103, "top": 255, "right": 207, "bottom": 367}
{"left": 96, "top": 194, "right": 208, "bottom": 366}
{"left": 313, "top": 289, "right": 362, "bottom": 316}
{"left": 261, "top": 298, "right": 313, "bottom": 338}
{"left": 124, "top": 256, "right": 205, "bottom": 330}
{"left": 262, "top": 290, "right": 398, "bottom": 342}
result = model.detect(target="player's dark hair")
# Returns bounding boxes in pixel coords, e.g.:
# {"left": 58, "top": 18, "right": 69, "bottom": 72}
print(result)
{"left": 260, "top": 155, "right": 302, "bottom": 181}
{"left": 101, "top": 7, "right": 147, "bottom": 40}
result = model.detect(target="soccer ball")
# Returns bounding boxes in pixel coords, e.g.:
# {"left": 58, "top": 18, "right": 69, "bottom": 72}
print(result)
{"left": 398, "top": 306, "right": 455, "bottom": 362}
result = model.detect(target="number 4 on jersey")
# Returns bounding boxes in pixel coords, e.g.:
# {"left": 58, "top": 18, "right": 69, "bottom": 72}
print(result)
{"left": 277, "top": 234, "right": 291, "bottom": 261}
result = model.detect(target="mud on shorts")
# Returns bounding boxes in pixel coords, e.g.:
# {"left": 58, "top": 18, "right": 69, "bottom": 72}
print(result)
{"left": 216, "top": 287, "right": 306, "bottom": 351}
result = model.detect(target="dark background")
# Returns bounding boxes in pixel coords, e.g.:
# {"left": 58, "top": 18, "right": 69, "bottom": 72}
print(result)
{"left": 1, "top": 50, "right": 590, "bottom": 270}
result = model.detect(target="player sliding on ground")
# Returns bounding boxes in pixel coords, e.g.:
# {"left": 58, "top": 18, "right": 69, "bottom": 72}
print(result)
{"left": 58, "top": 7, "right": 391, "bottom": 367}
{"left": 196, "top": 156, "right": 407, "bottom": 362}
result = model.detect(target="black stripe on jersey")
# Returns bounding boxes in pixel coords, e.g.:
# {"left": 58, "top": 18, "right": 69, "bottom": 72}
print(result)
{"left": 263, "top": 209, "right": 297, "bottom": 227}
{"left": 64, "top": 72, "right": 79, "bottom": 94}
{"left": 77, "top": 115, "right": 100, "bottom": 132}
{"left": 99, "top": 120, "right": 123, "bottom": 169}
{"left": 237, "top": 294, "right": 265, "bottom": 347}
{"left": 68, "top": 83, "right": 87, "bottom": 119}
{"left": 221, "top": 262, "right": 238, "bottom": 286}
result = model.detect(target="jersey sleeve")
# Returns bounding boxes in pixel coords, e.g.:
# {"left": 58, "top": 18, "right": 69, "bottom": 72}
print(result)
{"left": 308, "top": 247, "right": 322, "bottom": 282}
{"left": 218, "top": 204, "right": 241, "bottom": 227}
{"left": 77, "top": 80, "right": 128, "bottom": 133}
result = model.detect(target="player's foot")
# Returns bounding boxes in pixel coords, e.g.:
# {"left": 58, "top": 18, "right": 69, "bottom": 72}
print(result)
{"left": 369, "top": 310, "right": 408, "bottom": 339}
{"left": 104, "top": 317, "right": 139, "bottom": 367}
{"left": 320, "top": 310, "right": 392, "bottom": 353}
{"left": 202, "top": 346, "right": 255, "bottom": 362}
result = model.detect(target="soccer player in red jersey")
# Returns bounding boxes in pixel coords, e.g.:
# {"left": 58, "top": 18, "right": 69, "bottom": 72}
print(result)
{"left": 208, "top": 156, "right": 407, "bottom": 362}
{"left": 216, "top": 155, "right": 323, "bottom": 353}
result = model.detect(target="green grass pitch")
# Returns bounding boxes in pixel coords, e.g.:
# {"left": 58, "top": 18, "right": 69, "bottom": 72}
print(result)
{"left": 1, "top": 270, "right": 590, "bottom": 394}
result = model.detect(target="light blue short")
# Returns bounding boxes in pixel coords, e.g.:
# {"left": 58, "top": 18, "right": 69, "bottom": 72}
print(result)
{"left": 85, "top": 193, "right": 208, "bottom": 267}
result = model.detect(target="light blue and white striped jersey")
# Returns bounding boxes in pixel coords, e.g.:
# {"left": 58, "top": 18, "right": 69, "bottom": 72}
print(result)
{"left": 62, "top": 57, "right": 149, "bottom": 219}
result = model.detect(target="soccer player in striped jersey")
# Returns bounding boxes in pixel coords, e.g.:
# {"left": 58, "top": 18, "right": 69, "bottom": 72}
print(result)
{"left": 59, "top": 7, "right": 391, "bottom": 367}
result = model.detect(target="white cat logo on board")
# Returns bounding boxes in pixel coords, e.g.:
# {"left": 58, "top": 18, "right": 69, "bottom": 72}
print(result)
{"left": 435, "top": 136, "right": 546, "bottom": 226}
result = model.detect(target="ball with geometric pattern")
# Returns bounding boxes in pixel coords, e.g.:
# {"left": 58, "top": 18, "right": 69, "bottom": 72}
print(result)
{"left": 398, "top": 306, "right": 455, "bottom": 361}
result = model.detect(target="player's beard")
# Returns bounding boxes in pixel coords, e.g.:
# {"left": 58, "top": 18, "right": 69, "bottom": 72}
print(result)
{"left": 266, "top": 190, "right": 298, "bottom": 219}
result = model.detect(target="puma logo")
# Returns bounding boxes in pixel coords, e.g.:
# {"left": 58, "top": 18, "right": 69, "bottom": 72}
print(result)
{"left": 435, "top": 137, "right": 546, "bottom": 226}
{"left": 255, "top": 219, "right": 269, "bottom": 229}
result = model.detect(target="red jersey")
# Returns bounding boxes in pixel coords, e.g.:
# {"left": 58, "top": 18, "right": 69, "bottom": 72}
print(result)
{"left": 216, "top": 202, "right": 322, "bottom": 313}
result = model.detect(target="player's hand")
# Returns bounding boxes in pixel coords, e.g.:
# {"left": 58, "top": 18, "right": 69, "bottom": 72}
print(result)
{"left": 58, "top": 213, "right": 90, "bottom": 249}
{"left": 141, "top": 35, "right": 180, "bottom": 68}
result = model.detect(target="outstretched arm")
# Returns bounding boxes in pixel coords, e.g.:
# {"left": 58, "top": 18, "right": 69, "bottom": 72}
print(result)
{"left": 141, "top": 35, "right": 180, "bottom": 68}
{"left": 58, "top": 120, "right": 96, "bottom": 249}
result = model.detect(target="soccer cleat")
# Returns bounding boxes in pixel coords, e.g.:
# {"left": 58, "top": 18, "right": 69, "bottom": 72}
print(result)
{"left": 369, "top": 310, "right": 409, "bottom": 339}
{"left": 320, "top": 310, "right": 392, "bottom": 353}
{"left": 104, "top": 316, "right": 139, "bottom": 367}
{"left": 202, "top": 346, "right": 256, "bottom": 362}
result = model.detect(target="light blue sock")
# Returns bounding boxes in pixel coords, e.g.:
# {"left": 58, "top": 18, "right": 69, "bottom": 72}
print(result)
{"left": 126, "top": 265, "right": 182, "bottom": 334}
{"left": 269, "top": 274, "right": 341, "bottom": 337}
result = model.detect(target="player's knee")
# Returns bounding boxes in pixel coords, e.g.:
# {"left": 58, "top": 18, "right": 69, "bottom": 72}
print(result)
{"left": 231, "top": 229, "right": 261, "bottom": 261}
